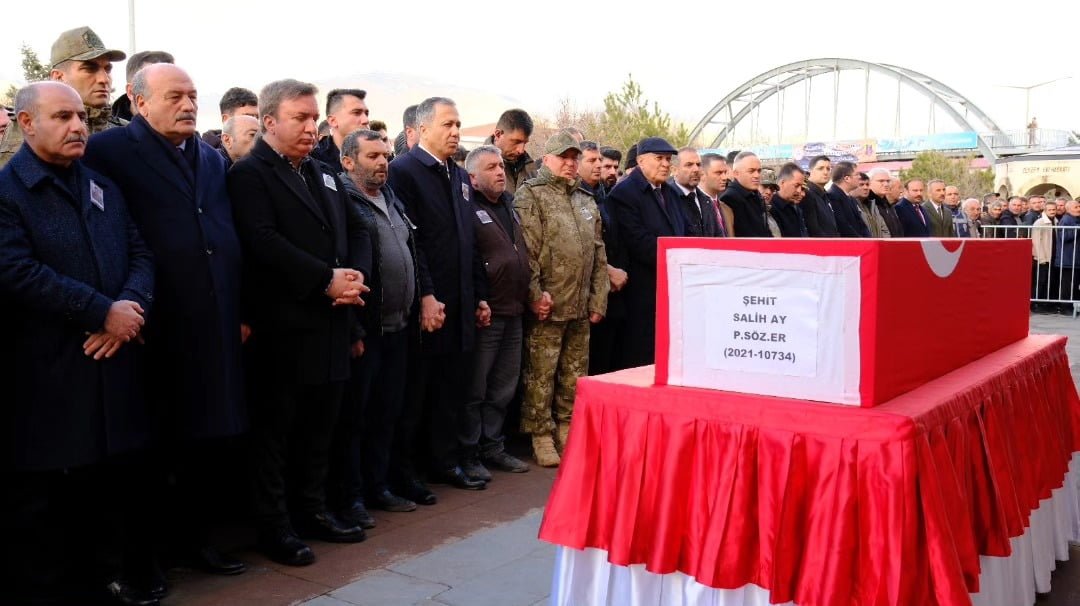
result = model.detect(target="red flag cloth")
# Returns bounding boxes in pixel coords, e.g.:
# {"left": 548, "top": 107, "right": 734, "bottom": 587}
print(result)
{"left": 539, "top": 335, "right": 1080, "bottom": 606}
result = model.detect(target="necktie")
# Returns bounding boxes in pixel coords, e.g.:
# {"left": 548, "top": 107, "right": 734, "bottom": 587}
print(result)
{"left": 712, "top": 198, "right": 726, "bottom": 237}
{"left": 653, "top": 187, "right": 666, "bottom": 211}
{"left": 689, "top": 192, "right": 701, "bottom": 218}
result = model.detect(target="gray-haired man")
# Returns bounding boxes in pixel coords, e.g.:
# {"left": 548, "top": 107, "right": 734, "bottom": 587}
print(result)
{"left": 463, "top": 145, "right": 532, "bottom": 478}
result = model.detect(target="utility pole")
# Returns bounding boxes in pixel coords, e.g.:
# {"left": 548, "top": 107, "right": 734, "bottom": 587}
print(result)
{"left": 128, "top": 0, "right": 136, "bottom": 53}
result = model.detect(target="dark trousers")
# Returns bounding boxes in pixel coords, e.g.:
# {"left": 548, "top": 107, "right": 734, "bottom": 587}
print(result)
{"left": 250, "top": 380, "right": 343, "bottom": 529}
{"left": 145, "top": 436, "right": 247, "bottom": 555}
{"left": 1058, "top": 268, "right": 1077, "bottom": 301}
{"left": 331, "top": 327, "right": 410, "bottom": 504}
{"left": 396, "top": 348, "right": 470, "bottom": 474}
{"left": 2, "top": 462, "right": 132, "bottom": 605}
{"left": 461, "top": 315, "right": 522, "bottom": 457}
{"left": 588, "top": 314, "right": 627, "bottom": 375}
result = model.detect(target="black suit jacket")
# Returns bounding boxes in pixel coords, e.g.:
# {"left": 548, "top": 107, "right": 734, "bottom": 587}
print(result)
{"left": 827, "top": 184, "right": 871, "bottom": 237}
{"left": 719, "top": 180, "right": 772, "bottom": 237}
{"left": 387, "top": 145, "right": 487, "bottom": 356}
{"left": 770, "top": 196, "right": 808, "bottom": 237}
{"left": 669, "top": 179, "right": 721, "bottom": 237}
{"left": 608, "top": 169, "right": 686, "bottom": 366}
{"left": 311, "top": 136, "right": 343, "bottom": 175}
{"left": 581, "top": 181, "right": 627, "bottom": 320}
{"left": 228, "top": 138, "right": 371, "bottom": 385}
{"left": 803, "top": 183, "right": 840, "bottom": 237}
{"left": 84, "top": 115, "right": 248, "bottom": 440}
{"left": 895, "top": 198, "right": 931, "bottom": 237}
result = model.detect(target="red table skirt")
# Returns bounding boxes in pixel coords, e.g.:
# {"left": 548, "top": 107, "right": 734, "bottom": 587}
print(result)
{"left": 539, "top": 335, "right": 1080, "bottom": 606}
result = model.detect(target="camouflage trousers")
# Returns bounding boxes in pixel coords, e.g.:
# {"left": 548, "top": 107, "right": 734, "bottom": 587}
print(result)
{"left": 520, "top": 317, "right": 590, "bottom": 436}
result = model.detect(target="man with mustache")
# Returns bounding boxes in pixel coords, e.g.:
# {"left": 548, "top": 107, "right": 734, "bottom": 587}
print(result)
{"left": 329, "top": 129, "right": 422, "bottom": 526}
{"left": 0, "top": 81, "right": 156, "bottom": 605}
{"left": 83, "top": 63, "right": 248, "bottom": 592}
{"left": 1, "top": 27, "right": 127, "bottom": 168}
{"left": 229, "top": 79, "right": 373, "bottom": 566}
{"left": 463, "top": 145, "right": 532, "bottom": 475}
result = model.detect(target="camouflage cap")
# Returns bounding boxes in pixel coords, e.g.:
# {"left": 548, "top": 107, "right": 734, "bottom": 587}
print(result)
{"left": 544, "top": 131, "right": 581, "bottom": 157}
{"left": 50, "top": 27, "right": 126, "bottom": 68}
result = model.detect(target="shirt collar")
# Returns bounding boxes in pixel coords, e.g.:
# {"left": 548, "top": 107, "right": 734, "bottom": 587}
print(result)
{"left": 417, "top": 143, "right": 447, "bottom": 166}
{"left": 673, "top": 181, "right": 695, "bottom": 197}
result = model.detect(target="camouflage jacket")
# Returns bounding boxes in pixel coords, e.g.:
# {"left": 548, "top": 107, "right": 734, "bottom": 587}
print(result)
{"left": 0, "top": 103, "right": 126, "bottom": 168}
{"left": 515, "top": 166, "right": 609, "bottom": 321}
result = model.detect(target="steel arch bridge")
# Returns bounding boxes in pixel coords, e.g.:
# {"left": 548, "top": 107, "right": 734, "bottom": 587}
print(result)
{"left": 688, "top": 58, "right": 1007, "bottom": 161}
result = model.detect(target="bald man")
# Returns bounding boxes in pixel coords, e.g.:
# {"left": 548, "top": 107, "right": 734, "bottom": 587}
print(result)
{"left": 0, "top": 81, "right": 156, "bottom": 606}
{"left": 221, "top": 114, "right": 260, "bottom": 166}
{"left": 83, "top": 63, "right": 248, "bottom": 584}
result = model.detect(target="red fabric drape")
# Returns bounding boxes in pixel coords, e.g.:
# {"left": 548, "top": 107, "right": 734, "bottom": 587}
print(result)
{"left": 539, "top": 335, "right": 1080, "bottom": 606}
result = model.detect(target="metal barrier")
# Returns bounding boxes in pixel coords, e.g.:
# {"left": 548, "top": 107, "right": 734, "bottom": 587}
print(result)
{"left": 980, "top": 223, "right": 1080, "bottom": 317}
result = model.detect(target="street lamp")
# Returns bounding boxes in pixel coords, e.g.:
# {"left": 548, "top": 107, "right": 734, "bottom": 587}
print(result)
{"left": 996, "top": 76, "right": 1071, "bottom": 127}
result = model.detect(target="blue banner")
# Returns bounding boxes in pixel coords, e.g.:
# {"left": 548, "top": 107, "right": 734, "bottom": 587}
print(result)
{"left": 876, "top": 132, "right": 978, "bottom": 154}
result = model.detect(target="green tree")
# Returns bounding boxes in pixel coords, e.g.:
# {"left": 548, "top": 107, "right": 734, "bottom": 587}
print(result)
{"left": 899, "top": 151, "right": 995, "bottom": 198}
{"left": 532, "top": 76, "right": 689, "bottom": 164}
{"left": 20, "top": 43, "right": 51, "bottom": 82}
{"left": 597, "top": 75, "right": 689, "bottom": 154}
{"left": 3, "top": 44, "right": 50, "bottom": 106}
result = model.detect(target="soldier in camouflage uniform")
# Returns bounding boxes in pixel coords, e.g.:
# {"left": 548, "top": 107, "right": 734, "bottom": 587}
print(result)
{"left": 516, "top": 132, "right": 609, "bottom": 467}
{"left": 0, "top": 27, "right": 127, "bottom": 168}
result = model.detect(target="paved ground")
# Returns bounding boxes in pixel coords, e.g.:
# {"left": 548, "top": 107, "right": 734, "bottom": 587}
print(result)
{"left": 164, "top": 312, "right": 1080, "bottom": 606}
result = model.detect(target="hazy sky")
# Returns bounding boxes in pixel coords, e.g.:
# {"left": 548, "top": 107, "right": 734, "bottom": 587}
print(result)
{"left": 5, "top": 0, "right": 1077, "bottom": 139}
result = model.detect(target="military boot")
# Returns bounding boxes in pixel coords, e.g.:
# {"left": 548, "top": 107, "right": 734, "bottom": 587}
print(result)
{"left": 531, "top": 434, "right": 561, "bottom": 468}
{"left": 555, "top": 423, "right": 571, "bottom": 455}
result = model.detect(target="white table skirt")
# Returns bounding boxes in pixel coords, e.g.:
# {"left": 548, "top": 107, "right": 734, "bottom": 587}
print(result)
{"left": 549, "top": 453, "right": 1080, "bottom": 606}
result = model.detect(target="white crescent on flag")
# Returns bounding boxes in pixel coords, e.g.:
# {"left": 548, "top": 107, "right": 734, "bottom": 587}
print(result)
{"left": 920, "top": 240, "right": 965, "bottom": 278}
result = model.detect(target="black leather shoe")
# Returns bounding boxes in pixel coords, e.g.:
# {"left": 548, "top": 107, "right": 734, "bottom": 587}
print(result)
{"left": 371, "top": 489, "right": 417, "bottom": 512}
{"left": 338, "top": 500, "right": 376, "bottom": 529}
{"left": 103, "top": 579, "right": 160, "bottom": 606}
{"left": 429, "top": 465, "right": 487, "bottom": 490}
{"left": 258, "top": 527, "right": 316, "bottom": 566}
{"left": 397, "top": 477, "right": 438, "bottom": 505}
{"left": 461, "top": 455, "right": 493, "bottom": 482}
{"left": 186, "top": 545, "right": 247, "bottom": 576}
{"left": 483, "top": 451, "right": 530, "bottom": 473}
{"left": 295, "top": 511, "right": 366, "bottom": 543}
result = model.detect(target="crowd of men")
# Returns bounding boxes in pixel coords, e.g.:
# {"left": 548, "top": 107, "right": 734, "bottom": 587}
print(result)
{"left": 1, "top": 25, "right": 1077, "bottom": 606}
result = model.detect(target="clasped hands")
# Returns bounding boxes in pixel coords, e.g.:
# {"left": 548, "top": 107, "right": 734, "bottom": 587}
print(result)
{"left": 83, "top": 300, "right": 145, "bottom": 360}
{"left": 327, "top": 267, "right": 370, "bottom": 306}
